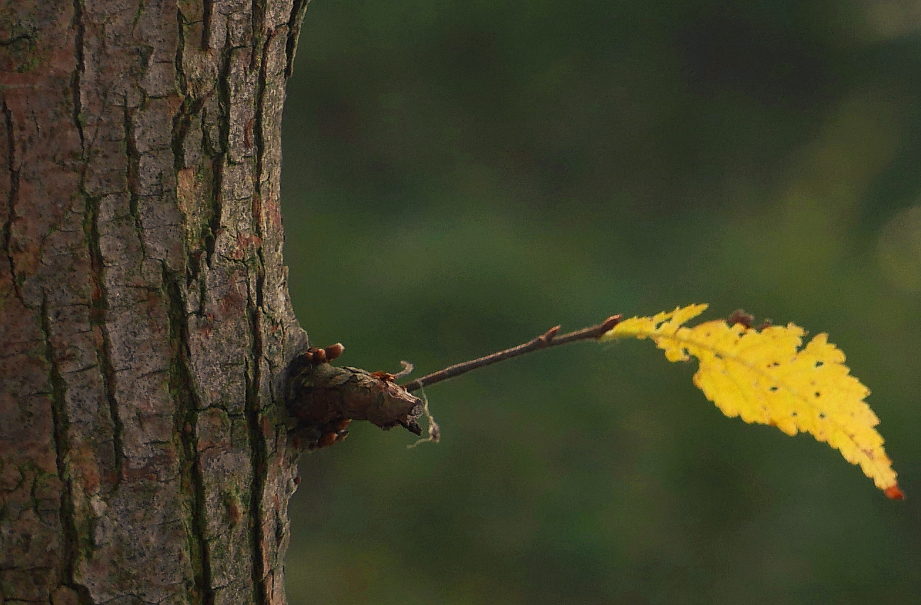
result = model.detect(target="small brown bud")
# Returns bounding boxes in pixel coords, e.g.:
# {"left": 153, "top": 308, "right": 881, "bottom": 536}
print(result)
{"left": 325, "top": 342, "right": 345, "bottom": 361}
{"left": 539, "top": 326, "right": 560, "bottom": 343}
{"left": 600, "top": 314, "right": 622, "bottom": 332}
{"left": 371, "top": 370, "right": 395, "bottom": 382}
{"left": 727, "top": 309, "right": 755, "bottom": 329}
{"left": 317, "top": 431, "right": 337, "bottom": 448}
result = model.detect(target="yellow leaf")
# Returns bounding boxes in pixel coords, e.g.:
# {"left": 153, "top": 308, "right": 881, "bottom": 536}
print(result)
{"left": 601, "top": 304, "right": 903, "bottom": 499}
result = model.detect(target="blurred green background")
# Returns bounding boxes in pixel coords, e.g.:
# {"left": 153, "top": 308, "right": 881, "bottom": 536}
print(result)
{"left": 280, "top": 1, "right": 920, "bottom": 603}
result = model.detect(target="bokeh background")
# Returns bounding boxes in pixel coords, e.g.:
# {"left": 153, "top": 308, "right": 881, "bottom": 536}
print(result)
{"left": 280, "top": 1, "right": 921, "bottom": 603}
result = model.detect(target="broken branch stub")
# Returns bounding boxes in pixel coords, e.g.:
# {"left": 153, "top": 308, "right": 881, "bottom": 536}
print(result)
{"left": 286, "top": 347, "right": 425, "bottom": 450}
{"left": 286, "top": 317, "right": 622, "bottom": 451}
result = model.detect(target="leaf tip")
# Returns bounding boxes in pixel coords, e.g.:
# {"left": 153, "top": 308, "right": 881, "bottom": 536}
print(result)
{"left": 884, "top": 485, "right": 905, "bottom": 501}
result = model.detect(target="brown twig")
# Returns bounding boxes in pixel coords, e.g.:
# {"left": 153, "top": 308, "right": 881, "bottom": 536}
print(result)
{"left": 402, "top": 314, "right": 623, "bottom": 392}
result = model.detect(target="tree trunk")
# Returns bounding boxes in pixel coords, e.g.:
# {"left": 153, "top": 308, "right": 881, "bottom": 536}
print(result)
{"left": 1, "top": 1, "right": 310, "bottom": 603}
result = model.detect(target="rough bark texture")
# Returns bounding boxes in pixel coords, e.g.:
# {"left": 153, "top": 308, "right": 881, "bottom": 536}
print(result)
{"left": 0, "top": 0, "right": 310, "bottom": 603}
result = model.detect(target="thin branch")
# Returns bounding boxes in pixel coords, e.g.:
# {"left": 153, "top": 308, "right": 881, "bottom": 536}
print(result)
{"left": 402, "top": 314, "right": 622, "bottom": 392}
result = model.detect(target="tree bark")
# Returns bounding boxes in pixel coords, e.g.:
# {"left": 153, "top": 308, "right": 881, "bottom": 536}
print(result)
{"left": 1, "top": 1, "right": 310, "bottom": 603}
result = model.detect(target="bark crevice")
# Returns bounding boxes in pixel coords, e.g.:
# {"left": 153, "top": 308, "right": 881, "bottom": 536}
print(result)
{"left": 165, "top": 267, "right": 215, "bottom": 605}
{"left": 284, "top": 0, "right": 311, "bottom": 78}
{"left": 246, "top": 311, "right": 269, "bottom": 605}
{"left": 2, "top": 98, "right": 24, "bottom": 307}
{"left": 246, "top": 22, "right": 271, "bottom": 605}
{"left": 203, "top": 0, "right": 216, "bottom": 49}
{"left": 83, "top": 189, "right": 125, "bottom": 483}
{"left": 124, "top": 102, "right": 148, "bottom": 261}
{"left": 41, "top": 293, "right": 93, "bottom": 605}
{"left": 71, "top": 0, "right": 86, "bottom": 152}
